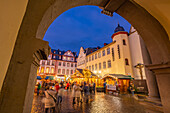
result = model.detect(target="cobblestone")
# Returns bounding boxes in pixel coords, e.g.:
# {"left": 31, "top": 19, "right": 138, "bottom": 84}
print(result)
{"left": 31, "top": 91, "right": 162, "bottom": 113}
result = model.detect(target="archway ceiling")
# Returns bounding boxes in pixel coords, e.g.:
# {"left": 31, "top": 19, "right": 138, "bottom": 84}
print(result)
{"left": 134, "top": 0, "right": 170, "bottom": 40}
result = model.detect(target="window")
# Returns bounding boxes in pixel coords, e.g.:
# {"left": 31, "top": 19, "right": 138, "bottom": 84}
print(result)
{"left": 53, "top": 55, "right": 56, "bottom": 58}
{"left": 52, "top": 61, "right": 55, "bottom": 66}
{"left": 58, "top": 69, "right": 61, "bottom": 74}
{"left": 71, "top": 63, "right": 73, "bottom": 67}
{"left": 107, "top": 48, "right": 110, "bottom": 55}
{"left": 92, "top": 65, "right": 94, "bottom": 71}
{"left": 102, "top": 50, "right": 105, "bottom": 56}
{"left": 86, "top": 66, "right": 88, "bottom": 69}
{"left": 75, "top": 64, "right": 77, "bottom": 67}
{"left": 92, "top": 55, "right": 94, "bottom": 60}
{"left": 51, "top": 68, "right": 54, "bottom": 73}
{"left": 47, "top": 60, "right": 50, "bottom": 65}
{"left": 89, "top": 56, "right": 91, "bottom": 61}
{"left": 63, "top": 62, "right": 65, "bottom": 66}
{"left": 42, "top": 61, "right": 45, "bottom": 65}
{"left": 71, "top": 70, "right": 73, "bottom": 74}
{"left": 98, "top": 52, "right": 101, "bottom": 58}
{"left": 95, "top": 64, "right": 97, "bottom": 70}
{"left": 54, "top": 51, "right": 56, "bottom": 53}
{"left": 125, "top": 58, "right": 129, "bottom": 65}
{"left": 46, "top": 67, "right": 49, "bottom": 73}
{"left": 67, "top": 63, "right": 70, "bottom": 67}
{"left": 62, "top": 69, "right": 65, "bottom": 74}
{"left": 63, "top": 56, "right": 66, "bottom": 60}
{"left": 112, "top": 48, "right": 115, "bottom": 61}
{"left": 123, "top": 39, "right": 126, "bottom": 45}
{"left": 58, "top": 62, "right": 61, "bottom": 66}
{"left": 67, "top": 69, "right": 69, "bottom": 75}
{"left": 89, "top": 66, "right": 91, "bottom": 71}
{"left": 99, "top": 63, "right": 101, "bottom": 70}
{"left": 117, "top": 45, "right": 121, "bottom": 59}
{"left": 59, "top": 56, "right": 61, "bottom": 59}
{"left": 41, "top": 67, "right": 44, "bottom": 73}
{"left": 86, "top": 58, "right": 88, "bottom": 62}
{"left": 95, "top": 53, "right": 97, "bottom": 59}
{"left": 103, "top": 61, "right": 106, "bottom": 69}
{"left": 59, "top": 52, "right": 61, "bottom": 54}
{"left": 108, "top": 60, "right": 111, "bottom": 68}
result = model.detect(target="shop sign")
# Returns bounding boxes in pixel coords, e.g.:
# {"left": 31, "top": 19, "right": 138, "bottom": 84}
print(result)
{"left": 107, "top": 85, "right": 116, "bottom": 91}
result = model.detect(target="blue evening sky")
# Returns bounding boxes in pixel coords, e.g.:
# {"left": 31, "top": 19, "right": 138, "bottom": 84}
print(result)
{"left": 43, "top": 6, "right": 131, "bottom": 54}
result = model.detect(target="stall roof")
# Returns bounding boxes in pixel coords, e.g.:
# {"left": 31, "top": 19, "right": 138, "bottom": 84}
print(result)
{"left": 102, "top": 74, "right": 134, "bottom": 79}
{"left": 72, "top": 68, "right": 97, "bottom": 78}
{"left": 37, "top": 76, "right": 54, "bottom": 80}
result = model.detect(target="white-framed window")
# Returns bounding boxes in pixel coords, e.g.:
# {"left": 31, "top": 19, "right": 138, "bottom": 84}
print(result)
{"left": 92, "top": 65, "right": 94, "bottom": 71}
{"left": 95, "top": 53, "right": 97, "bottom": 59}
{"left": 95, "top": 64, "right": 97, "bottom": 70}
{"left": 102, "top": 50, "right": 105, "bottom": 56}
{"left": 92, "top": 55, "right": 94, "bottom": 60}
{"left": 98, "top": 52, "right": 101, "bottom": 58}
{"left": 58, "top": 62, "right": 61, "bottom": 66}
{"left": 108, "top": 60, "right": 111, "bottom": 68}
{"left": 89, "top": 56, "right": 91, "bottom": 61}
{"left": 107, "top": 48, "right": 110, "bottom": 55}
{"left": 99, "top": 63, "right": 101, "bottom": 70}
{"left": 103, "top": 61, "right": 106, "bottom": 69}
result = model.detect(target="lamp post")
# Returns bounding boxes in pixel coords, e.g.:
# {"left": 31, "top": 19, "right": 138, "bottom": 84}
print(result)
{"left": 134, "top": 63, "right": 144, "bottom": 80}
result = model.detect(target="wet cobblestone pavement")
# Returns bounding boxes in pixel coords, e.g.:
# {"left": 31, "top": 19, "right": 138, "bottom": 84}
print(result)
{"left": 31, "top": 91, "right": 162, "bottom": 113}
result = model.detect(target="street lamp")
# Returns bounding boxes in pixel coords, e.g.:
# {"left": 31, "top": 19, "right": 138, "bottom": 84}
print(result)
{"left": 134, "top": 63, "right": 144, "bottom": 80}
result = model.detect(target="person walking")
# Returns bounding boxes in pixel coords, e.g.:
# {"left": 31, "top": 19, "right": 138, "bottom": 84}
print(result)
{"left": 84, "top": 83, "right": 90, "bottom": 103}
{"left": 103, "top": 81, "right": 107, "bottom": 94}
{"left": 57, "top": 84, "right": 65, "bottom": 105}
{"left": 37, "top": 82, "right": 41, "bottom": 96}
{"left": 66, "top": 82, "right": 70, "bottom": 91}
{"left": 130, "top": 82, "right": 135, "bottom": 96}
{"left": 44, "top": 86, "right": 56, "bottom": 113}
{"left": 55, "top": 82, "right": 60, "bottom": 93}
{"left": 93, "top": 82, "right": 96, "bottom": 94}
{"left": 72, "top": 82, "right": 76, "bottom": 105}
{"left": 75, "top": 84, "right": 82, "bottom": 105}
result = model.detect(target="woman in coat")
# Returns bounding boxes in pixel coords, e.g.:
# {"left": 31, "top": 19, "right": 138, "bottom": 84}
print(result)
{"left": 44, "top": 86, "right": 56, "bottom": 113}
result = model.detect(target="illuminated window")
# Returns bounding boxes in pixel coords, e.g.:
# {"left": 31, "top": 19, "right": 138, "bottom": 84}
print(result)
{"left": 51, "top": 68, "right": 54, "bottom": 73}
{"left": 103, "top": 61, "right": 106, "bottom": 69}
{"left": 108, "top": 60, "right": 111, "bottom": 68}
{"left": 63, "top": 57, "right": 66, "bottom": 60}
{"left": 68, "top": 57, "right": 70, "bottom": 60}
{"left": 107, "top": 48, "right": 110, "bottom": 55}
{"left": 46, "top": 67, "right": 49, "bottom": 73}
{"left": 41, "top": 67, "right": 44, "bottom": 73}
{"left": 53, "top": 55, "right": 56, "bottom": 58}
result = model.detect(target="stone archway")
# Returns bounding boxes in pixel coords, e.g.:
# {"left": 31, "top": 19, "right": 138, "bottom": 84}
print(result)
{"left": 0, "top": 0, "right": 169, "bottom": 113}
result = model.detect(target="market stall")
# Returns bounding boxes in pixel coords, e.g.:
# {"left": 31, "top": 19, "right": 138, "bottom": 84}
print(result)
{"left": 71, "top": 68, "right": 98, "bottom": 85}
{"left": 102, "top": 74, "right": 134, "bottom": 93}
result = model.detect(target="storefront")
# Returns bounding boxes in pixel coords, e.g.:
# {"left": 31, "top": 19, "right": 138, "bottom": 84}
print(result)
{"left": 102, "top": 74, "right": 134, "bottom": 93}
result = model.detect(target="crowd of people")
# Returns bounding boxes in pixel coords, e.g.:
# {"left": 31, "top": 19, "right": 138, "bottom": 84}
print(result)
{"left": 35, "top": 81, "right": 96, "bottom": 113}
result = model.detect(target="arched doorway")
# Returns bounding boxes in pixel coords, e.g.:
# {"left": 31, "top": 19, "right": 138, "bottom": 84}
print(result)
{"left": 0, "top": 0, "right": 169, "bottom": 113}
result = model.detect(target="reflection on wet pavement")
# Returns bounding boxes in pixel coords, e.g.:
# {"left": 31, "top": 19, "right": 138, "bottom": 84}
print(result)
{"left": 31, "top": 91, "right": 162, "bottom": 113}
